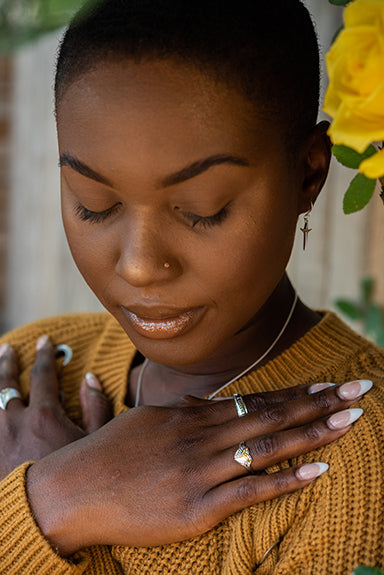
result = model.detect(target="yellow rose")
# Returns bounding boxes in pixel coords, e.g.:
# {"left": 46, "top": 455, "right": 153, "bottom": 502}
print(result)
{"left": 323, "top": 0, "right": 384, "bottom": 169}
{"left": 360, "top": 146, "right": 384, "bottom": 178}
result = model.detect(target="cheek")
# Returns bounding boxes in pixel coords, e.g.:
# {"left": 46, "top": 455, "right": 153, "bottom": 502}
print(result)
{"left": 62, "top": 212, "right": 114, "bottom": 292}
{"left": 200, "top": 207, "right": 297, "bottom": 308}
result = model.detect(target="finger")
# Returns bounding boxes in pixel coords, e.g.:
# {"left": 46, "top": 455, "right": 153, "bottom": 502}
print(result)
{"left": 80, "top": 373, "right": 114, "bottom": 433}
{"left": 29, "top": 335, "right": 60, "bottom": 406}
{"left": 218, "top": 407, "right": 363, "bottom": 479}
{"left": 210, "top": 379, "right": 372, "bottom": 427}
{"left": 213, "top": 379, "right": 372, "bottom": 445}
{"left": 203, "top": 462, "right": 328, "bottom": 528}
{"left": 0, "top": 343, "right": 23, "bottom": 411}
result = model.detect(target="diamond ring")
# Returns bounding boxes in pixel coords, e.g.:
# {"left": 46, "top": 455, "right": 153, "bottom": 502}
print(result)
{"left": 234, "top": 441, "right": 252, "bottom": 470}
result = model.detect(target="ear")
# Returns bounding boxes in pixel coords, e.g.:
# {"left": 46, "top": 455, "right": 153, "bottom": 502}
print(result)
{"left": 297, "top": 120, "right": 332, "bottom": 214}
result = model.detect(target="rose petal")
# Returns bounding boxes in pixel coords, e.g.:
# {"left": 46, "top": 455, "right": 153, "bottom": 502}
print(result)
{"left": 360, "top": 148, "right": 384, "bottom": 179}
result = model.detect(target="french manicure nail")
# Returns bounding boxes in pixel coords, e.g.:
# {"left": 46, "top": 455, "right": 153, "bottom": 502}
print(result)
{"left": 0, "top": 343, "right": 11, "bottom": 357}
{"left": 327, "top": 408, "right": 363, "bottom": 430}
{"left": 85, "top": 372, "right": 102, "bottom": 391}
{"left": 308, "top": 382, "right": 336, "bottom": 394}
{"left": 337, "top": 380, "right": 373, "bottom": 400}
{"left": 36, "top": 335, "right": 50, "bottom": 351}
{"left": 296, "top": 462, "right": 329, "bottom": 481}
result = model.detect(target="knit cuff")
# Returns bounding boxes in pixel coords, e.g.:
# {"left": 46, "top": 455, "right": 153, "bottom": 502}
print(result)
{"left": 0, "top": 463, "right": 89, "bottom": 574}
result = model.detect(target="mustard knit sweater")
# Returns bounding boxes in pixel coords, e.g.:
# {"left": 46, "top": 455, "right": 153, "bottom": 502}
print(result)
{"left": 0, "top": 311, "right": 383, "bottom": 575}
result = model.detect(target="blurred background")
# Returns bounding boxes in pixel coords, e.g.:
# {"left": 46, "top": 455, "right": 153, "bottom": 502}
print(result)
{"left": 0, "top": 0, "right": 383, "bottom": 336}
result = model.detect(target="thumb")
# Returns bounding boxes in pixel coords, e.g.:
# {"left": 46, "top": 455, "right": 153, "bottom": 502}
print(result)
{"left": 79, "top": 373, "right": 114, "bottom": 433}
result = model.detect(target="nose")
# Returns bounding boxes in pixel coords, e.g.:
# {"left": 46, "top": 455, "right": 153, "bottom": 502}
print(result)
{"left": 115, "top": 217, "right": 181, "bottom": 287}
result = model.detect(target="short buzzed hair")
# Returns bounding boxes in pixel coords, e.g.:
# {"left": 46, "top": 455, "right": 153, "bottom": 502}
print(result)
{"left": 55, "top": 0, "right": 320, "bottom": 145}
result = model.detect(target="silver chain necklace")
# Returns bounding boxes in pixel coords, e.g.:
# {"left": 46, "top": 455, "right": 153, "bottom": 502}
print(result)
{"left": 134, "top": 292, "right": 298, "bottom": 407}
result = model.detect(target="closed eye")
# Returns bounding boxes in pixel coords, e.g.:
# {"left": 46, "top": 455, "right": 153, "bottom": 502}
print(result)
{"left": 74, "top": 202, "right": 122, "bottom": 223}
{"left": 179, "top": 204, "right": 230, "bottom": 229}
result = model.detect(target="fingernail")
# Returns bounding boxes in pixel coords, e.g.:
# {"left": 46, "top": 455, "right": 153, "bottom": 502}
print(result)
{"left": 296, "top": 462, "right": 329, "bottom": 481}
{"left": 85, "top": 372, "right": 102, "bottom": 391}
{"left": 36, "top": 335, "right": 50, "bottom": 351}
{"left": 308, "top": 382, "right": 336, "bottom": 394}
{"left": 337, "top": 380, "right": 373, "bottom": 400}
{"left": 0, "top": 343, "right": 12, "bottom": 358}
{"left": 327, "top": 408, "right": 363, "bottom": 430}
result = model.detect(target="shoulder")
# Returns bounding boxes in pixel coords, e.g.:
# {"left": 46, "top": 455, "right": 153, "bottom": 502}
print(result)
{"left": 295, "top": 311, "right": 384, "bottom": 387}
{"left": 0, "top": 312, "right": 114, "bottom": 349}
{"left": 0, "top": 312, "right": 133, "bottom": 369}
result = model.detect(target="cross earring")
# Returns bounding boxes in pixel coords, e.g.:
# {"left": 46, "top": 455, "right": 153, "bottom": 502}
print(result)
{"left": 300, "top": 202, "right": 313, "bottom": 251}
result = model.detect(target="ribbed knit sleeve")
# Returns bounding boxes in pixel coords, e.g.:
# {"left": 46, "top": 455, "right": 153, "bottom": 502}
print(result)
{"left": 0, "top": 463, "right": 89, "bottom": 574}
{"left": 0, "top": 462, "right": 124, "bottom": 574}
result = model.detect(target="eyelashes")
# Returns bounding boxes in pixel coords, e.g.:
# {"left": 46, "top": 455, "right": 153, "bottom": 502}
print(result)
{"left": 74, "top": 202, "right": 122, "bottom": 223}
{"left": 73, "top": 202, "right": 230, "bottom": 229}
{"left": 181, "top": 205, "right": 229, "bottom": 229}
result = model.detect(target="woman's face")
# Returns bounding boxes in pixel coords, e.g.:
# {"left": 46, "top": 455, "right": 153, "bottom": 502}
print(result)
{"left": 57, "top": 59, "right": 306, "bottom": 367}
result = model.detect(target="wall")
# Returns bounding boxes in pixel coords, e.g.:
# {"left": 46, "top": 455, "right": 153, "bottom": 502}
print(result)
{"left": 5, "top": 34, "right": 102, "bottom": 331}
{"left": 0, "top": 56, "right": 11, "bottom": 332}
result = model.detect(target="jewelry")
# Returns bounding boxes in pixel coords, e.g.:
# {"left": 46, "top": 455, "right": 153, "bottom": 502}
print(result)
{"left": 55, "top": 344, "right": 73, "bottom": 366}
{"left": 234, "top": 442, "right": 252, "bottom": 470}
{"left": 233, "top": 393, "right": 248, "bottom": 417}
{"left": 255, "top": 538, "right": 282, "bottom": 569}
{"left": 134, "top": 291, "right": 298, "bottom": 407}
{"left": 0, "top": 388, "right": 22, "bottom": 410}
{"left": 300, "top": 202, "right": 313, "bottom": 251}
{"left": 163, "top": 262, "right": 170, "bottom": 269}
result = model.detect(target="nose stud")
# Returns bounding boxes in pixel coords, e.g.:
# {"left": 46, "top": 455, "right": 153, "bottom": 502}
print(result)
{"left": 163, "top": 262, "right": 170, "bottom": 269}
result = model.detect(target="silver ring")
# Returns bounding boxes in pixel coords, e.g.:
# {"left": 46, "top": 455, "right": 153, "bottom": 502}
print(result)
{"left": 0, "top": 388, "right": 22, "bottom": 410}
{"left": 55, "top": 344, "right": 73, "bottom": 367}
{"left": 233, "top": 393, "right": 248, "bottom": 417}
{"left": 234, "top": 441, "right": 252, "bottom": 470}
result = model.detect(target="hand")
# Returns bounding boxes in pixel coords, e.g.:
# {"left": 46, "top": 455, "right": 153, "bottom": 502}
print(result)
{"left": 0, "top": 337, "right": 113, "bottom": 480}
{"left": 26, "top": 377, "right": 371, "bottom": 554}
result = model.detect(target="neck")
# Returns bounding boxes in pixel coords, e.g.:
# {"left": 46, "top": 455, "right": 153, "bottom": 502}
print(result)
{"left": 129, "top": 275, "right": 321, "bottom": 406}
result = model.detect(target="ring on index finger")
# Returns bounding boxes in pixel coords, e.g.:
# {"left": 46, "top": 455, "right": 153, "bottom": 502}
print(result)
{"left": 0, "top": 388, "right": 22, "bottom": 410}
{"left": 233, "top": 393, "right": 248, "bottom": 418}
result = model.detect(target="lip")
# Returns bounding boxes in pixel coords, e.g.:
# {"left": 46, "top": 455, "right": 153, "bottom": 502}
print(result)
{"left": 121, "top": 305, "right": 206, "bottom": 340}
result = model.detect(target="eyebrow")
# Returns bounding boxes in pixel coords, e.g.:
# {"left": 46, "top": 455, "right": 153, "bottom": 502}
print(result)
{"left": 59, "top": 152, "right": 250, "bottom": 189}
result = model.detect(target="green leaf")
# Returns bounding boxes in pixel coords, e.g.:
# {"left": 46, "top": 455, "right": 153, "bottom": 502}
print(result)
{"left": 329, "top": 0, "right": 352, "bottom": 5}
{"left": 376, "top": 328, "right": 384, "bottom": 348}
{"left": 361, "top": 277, "right": 374, "bottom": 304}
{"left": 343, "top": 173, "right": 376, "bottom": 214}
{"left": 335, "top": 299, "right": 361, "bottom": 321}
{"left": 353, "top": 567, "right": 384, "bottom": 575}
{"left": 365, "top": 304, "right": 383, "bottom": 336}
{"left": 332, "top": 144, "right": 377, "bottom": 169}
{"left": 0, "top": 0, "right": 99, "bottom": 52}
{"left": 331, "top": 25, "right": 344, "bottom": 44}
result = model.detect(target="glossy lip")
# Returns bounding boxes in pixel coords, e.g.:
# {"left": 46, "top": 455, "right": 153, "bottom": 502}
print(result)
{"left": 121, "top": 305, "right": 206, "bottom": 340}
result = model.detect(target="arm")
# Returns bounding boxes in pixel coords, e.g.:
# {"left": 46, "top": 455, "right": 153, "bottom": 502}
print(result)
{"left": 26, "top": 380, "right": 370, "bottom": 556}
{"left": 0, "top": 337, "right": 120, "bottom": 574}
{"left": 0, "top": 464, "right": 123, "bottom": 575}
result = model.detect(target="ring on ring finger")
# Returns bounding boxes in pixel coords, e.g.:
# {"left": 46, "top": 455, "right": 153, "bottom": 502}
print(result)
{"left": 0, "top": 387, "right": 22, "bottom": 410}
{"left": 234, "top": 441, "right": 253, "bottom": 470}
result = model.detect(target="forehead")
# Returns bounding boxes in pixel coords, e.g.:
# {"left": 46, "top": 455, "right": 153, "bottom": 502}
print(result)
{"left": 56, "top": 59, "right": 280, "bottom": 177}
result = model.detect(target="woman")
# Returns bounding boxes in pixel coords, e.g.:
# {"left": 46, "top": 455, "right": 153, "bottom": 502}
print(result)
{"left": 0, "top": 1, "right": 382, "bottom": 573}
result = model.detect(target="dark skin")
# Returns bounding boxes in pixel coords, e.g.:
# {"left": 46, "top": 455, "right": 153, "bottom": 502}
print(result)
{"left": 0, "top": 58, "right": 371, "bottom": 555}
